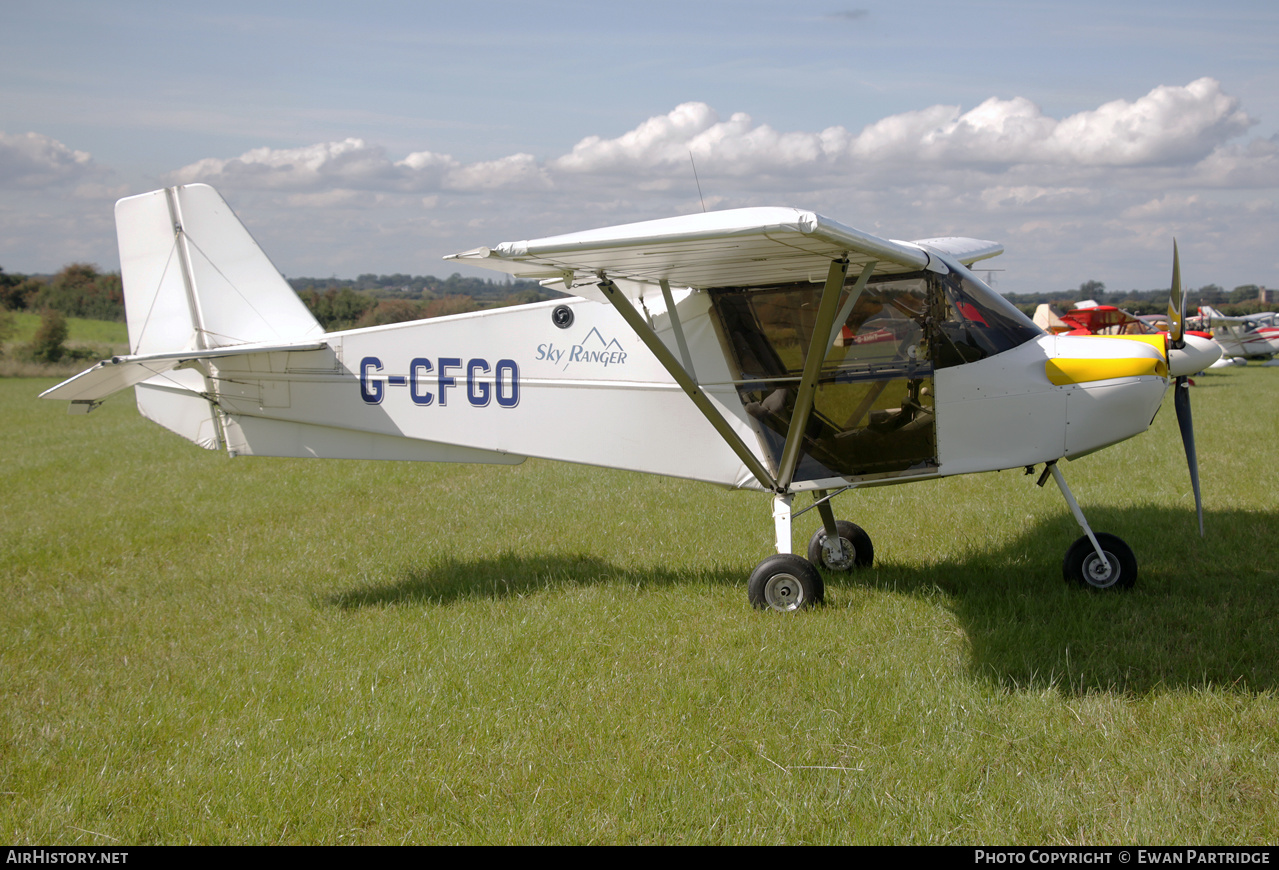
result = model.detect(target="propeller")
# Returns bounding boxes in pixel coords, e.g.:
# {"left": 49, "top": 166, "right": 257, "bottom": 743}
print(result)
{"left": 1168, "top": 240, "right": 1204, "bottom": 536}
{"left": 1167, "top": 240, "right": 1184, "bottom": 345}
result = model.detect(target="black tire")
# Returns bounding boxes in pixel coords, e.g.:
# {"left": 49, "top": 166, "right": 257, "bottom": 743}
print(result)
{"left": 807, "top": 521, "right": 874, "bottom": 572}
{"left": 1063, "top": 533, "right": 1137, "bottom": 590}
{"left": 748, "top": 554, "right": 824, "bottom": 612}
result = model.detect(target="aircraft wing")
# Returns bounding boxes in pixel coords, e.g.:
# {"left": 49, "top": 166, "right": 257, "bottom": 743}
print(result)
{"left": 1200, "top": 311, "right": 1254, "bottom": 327}
{"left": 909, "top": 236, "right": 1004, "bottom": 264}
{"left": 447, "top": 207, "right": 1001, "bottom": 299}
{"left": 1061, "top": 306, "right": 1134, "bottom": 334}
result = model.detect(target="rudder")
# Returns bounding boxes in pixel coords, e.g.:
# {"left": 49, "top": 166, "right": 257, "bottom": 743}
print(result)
{"left": 118, "top": 184, "right": 323, "bottom": 354}
{"left": 116, "top": 185, "right": 325, "bottom": 448}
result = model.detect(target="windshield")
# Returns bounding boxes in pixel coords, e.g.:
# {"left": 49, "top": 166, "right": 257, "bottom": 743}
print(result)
{"left": 933, "top": 267, "right": 1042, "bottom": 364}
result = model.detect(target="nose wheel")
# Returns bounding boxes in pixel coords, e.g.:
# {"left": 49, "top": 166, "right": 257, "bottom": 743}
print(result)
{"left": 1039, "top": 462, "right": 1138, "bottom": 591}
{"left": 1063, "top": 533, "right": 1136, "bottom": 590}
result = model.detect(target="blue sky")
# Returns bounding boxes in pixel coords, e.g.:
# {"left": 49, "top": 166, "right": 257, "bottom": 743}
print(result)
{"left": 3, "top": 1, "right": 1277, "bottom": 295}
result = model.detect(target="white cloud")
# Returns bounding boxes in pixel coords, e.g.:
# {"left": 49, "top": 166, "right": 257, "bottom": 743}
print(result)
{"left": 169, "top": 139, "right": 552, "bottom": 193}
{"left": 549, "top": 78, "right": 1254, "bottom": 178}
{"left": 1121, "top": 193, "right": 1203, "bottom": 221}
{"left": 281, "top": 189, "right": 372, "bottom": 209}
{"left": 553, "top": 102, "right": 721, "bottom": 172}
{"left": 444, "top": 153, "right": 550, "bottom": 191}
{"left": 0, "top": 131, "right": 100, "bottom": 189}
{"left": 9, "top": 79, "right": 1277, "bottom": 290}
{"left": 170, "top": 138, "right": 404, "bottom": 190}
{"left": 165, "top": 79, "right": 1266, "bottom": 202}
{"left": 1044, "top": 78, "right": 1253, "bottom": 166}
{"left": 1187, "top": 135, "right": 1279, "bottom": 188}
{"left": 552, "top": 103, "right": 856, "bottom": 182}
{"left": 398, "top": 149, "right": 459, "bottom": 181}
{"left": 979, "top": 185, "right": 1100, "bottom": 211}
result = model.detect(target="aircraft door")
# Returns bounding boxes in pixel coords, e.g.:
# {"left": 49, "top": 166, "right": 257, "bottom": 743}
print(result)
{"left": 710, "top": 274, "right": 941, "bottom": 483}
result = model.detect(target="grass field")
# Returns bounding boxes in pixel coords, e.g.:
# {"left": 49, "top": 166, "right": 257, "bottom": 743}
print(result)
{"left": 0, "top": 314, "right": 130, "bottom": 379}
{"left": 2, "top": 365, "right": 1277, "bottom": 844}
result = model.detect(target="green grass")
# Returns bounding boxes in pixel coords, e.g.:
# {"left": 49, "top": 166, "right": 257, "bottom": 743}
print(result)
{"left": 6, "top": 311, "right": 128, "bottom": 346}
{"left": 2, "top": 366, "right": 1277, "bottom": 844}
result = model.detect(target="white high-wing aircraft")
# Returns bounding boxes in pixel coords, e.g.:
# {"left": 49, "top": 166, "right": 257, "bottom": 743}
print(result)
{"left": 41, "top": 185, "right": 1219, "bottom": 610}
{"left": 1193, "top": 305, "right": 1279, "bottom": 364}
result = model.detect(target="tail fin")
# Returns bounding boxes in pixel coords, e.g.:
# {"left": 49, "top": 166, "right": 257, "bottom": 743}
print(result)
{"left": 119, "top": 184, "right": 323, "bottom": 354}
{"left": 42, "top": 185, "right": 326, "bottom": 448}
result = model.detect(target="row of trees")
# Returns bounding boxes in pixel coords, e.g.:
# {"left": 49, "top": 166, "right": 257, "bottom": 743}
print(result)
{"left": 293, "top": 283, "right": 556, "bottom": 330}
{"left": 1004, "top": 281, "right": 1275, "bottom": 318}
{"left": 0, "top": 265, "right": 562, "bottom": 334}
{"left": 289, "top": 272, "right": 557, "bottom": 329}
{"left": 1, "top": 264, "right": 125, "bottom": 320}
{"left": 296, "top": 272, "right": 545, "bottom": 303}
{"left": 1, "top": 266, "right": 122, "bottom": 363}
{"left": 293, "top": 288, "right": 485, "bottom": 330}
{"left": 4, "top": 264, "right": 1274, "bottom": 338}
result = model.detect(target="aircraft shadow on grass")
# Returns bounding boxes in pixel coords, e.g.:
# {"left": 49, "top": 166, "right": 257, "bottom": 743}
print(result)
{"left": 327, "top": 552, "right": 741, "bottom": 609}
{"left": 870, "top": 505, "right": 1279, "bottom": 696}
{"left": 326, "top": 504, "right": 1279, "bottom": 695}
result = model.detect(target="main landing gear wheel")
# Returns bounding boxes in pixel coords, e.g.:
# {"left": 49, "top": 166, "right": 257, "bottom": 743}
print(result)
{"left": 807, "top": 521, "right": 874, "bottom": 572}
{"left": 1063, "top": 533, "right": 1137, "bottom": 590}
{"left": 748, "top": 554, "right": 824, "bottom": 612}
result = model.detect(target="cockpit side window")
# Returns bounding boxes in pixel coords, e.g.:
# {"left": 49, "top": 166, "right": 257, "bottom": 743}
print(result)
{"left": 712, "top": 273, "right": 937, "bottom": 481}
{"left": 709, "top": 267, "right": 1040, "bottom": 482}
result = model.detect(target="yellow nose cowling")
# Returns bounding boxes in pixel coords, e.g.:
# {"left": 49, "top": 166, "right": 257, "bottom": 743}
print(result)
{"left": 1046, "top": 335, "right": 1168, "bottom": 386}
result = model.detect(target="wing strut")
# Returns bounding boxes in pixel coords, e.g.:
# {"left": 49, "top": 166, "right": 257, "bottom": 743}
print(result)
{"left": 597, "top": 275, "right": 777, "bottom": 490}
{"left": 776, "top": 258, "right": 869, "bottom": 491}
{"left": 825, "top": 262, "right": 876, "bottom": 358}
{"left": 659, "top": 279, "right": 697, "bottom": 380}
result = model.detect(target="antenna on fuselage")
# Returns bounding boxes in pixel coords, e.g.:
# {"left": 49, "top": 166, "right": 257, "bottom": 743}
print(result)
{"left": 689, "top": 150, "right": 707, "bottom": 213}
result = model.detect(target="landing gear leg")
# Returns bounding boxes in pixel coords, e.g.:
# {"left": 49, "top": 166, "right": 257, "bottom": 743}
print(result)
{"left": 1040, "top": 462, "right": 1137, "bottom": 590}
{"left": 772, "top": 492, "right": 794, "bottom": 554}
{"left": 815, "top": 498, "right": 848, "bottom": 566}
{"left": 748, "top": 493, "right": 825, "bottom": 611}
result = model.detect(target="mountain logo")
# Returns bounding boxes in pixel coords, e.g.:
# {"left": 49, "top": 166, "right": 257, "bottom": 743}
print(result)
{"left": 535, "top": 327, "right": 629, "bottom": 370}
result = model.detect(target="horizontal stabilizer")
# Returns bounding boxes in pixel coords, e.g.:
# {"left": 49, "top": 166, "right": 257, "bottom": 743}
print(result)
{"left": 38, "top": 340, "right": 327, "bottom": 406}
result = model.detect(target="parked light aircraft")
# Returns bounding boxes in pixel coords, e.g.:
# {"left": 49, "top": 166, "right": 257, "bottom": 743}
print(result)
{"left": 1036, "top": 302, "right": 1163, "bottom": 336}
{"left": 1035, "top": 302, "right": 1210, "bottom": 340}
{"left": 1193, "top": 305, "right": 1279, "bottom": 364}
{"left": 1032, "top": 303, "right": 1221, "bottom": 374}
{"left": 41, "top": 185, "right": 1220, "bottom": 610}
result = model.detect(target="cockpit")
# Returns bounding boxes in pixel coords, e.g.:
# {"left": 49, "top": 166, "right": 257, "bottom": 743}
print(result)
{"left": 710, "top": 268, "right": 1041, "bottom": 483}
